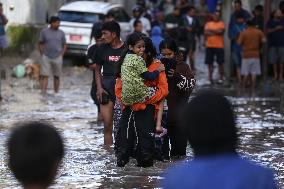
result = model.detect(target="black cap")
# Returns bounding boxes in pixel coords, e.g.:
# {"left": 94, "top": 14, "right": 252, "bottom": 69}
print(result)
{"left": 132, "top": 5, "right": 143, "bottom": 13}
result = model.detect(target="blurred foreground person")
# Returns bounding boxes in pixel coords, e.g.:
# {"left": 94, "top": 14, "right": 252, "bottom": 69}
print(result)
{"left": 162, "top": 90, "right": 278, "bottom": 189}
{"left": 7, "top": 121, "right": 65, "bottom": 189}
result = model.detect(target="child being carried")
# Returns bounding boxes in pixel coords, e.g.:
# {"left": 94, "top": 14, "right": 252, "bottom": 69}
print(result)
{"left": 119, "top": 33, "right": 165, "bottom": 132}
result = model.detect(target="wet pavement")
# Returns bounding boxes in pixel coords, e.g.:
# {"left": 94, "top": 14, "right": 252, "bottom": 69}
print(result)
{"left": 0, "top": 53, "right": 284, "bottom": 188}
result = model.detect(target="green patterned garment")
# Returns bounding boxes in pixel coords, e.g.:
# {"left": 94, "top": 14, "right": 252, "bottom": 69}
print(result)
{"left": 121, "top": 54, "right": 149, "bottom": 105}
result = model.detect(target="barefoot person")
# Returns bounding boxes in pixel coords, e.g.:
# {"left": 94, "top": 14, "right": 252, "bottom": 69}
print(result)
{"left": 95, "top": 21, "right": 126, "bottom": 145}
{"left": 38, "top": 16, "right": 67, "bottom": 96}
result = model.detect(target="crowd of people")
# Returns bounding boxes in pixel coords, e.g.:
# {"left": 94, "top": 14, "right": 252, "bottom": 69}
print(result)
{"left": 84, "top": 0, "right": 281, "bottom": 177}
{"left": 1, "top": 0, "right": 284, "bottom": 100}
{"left": 88, "top": 20, "right": 195, "bottom": 166}
{"left": 114, "top": 0, "right": 284, "bottom": 89}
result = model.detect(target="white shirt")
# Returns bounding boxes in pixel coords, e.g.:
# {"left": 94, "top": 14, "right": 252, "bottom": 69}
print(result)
{"left": 129, "top": 17, "right": 151, "bottom": 36}
{"left": 186, "top": 15, "right": 193, "bottom": 26}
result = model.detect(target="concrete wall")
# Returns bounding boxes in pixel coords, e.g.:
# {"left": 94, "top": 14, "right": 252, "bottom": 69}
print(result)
{"left": 1, "top": 0, "right": 67, "bottom": 25}
{"left": 1, "top": 0, "right": 46, "bottom": 25}
{"left": 1, "top": 0, "right": 134, "bottom": 25}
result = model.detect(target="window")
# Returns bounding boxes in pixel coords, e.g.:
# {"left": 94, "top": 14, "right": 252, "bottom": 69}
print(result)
{"left": 58, "top": 11, "right": 104, "bottom": 23}
{"left": 109, "top": 8, "right": 130, "bottom": 22}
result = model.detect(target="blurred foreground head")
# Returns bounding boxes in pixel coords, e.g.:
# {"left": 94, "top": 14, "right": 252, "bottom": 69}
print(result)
{"left": 182, "top": 90, "right": 238, "bottom": 156}
{"left": 7, "top": 121, "right": 65, "bottom": 188}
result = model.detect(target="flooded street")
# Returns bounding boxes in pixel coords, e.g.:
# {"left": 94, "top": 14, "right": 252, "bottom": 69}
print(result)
{"left": 0, "top": 55, "right": 284, "bottom": 188}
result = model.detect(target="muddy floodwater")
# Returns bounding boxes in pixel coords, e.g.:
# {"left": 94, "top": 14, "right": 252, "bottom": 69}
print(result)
{"left": 0, "top": 58, "right": 284, "bottom": 188}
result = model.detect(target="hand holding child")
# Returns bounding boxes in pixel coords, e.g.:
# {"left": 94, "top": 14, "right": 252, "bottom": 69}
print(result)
{"left": 157, "top": 64, "right": 165, "bottom": 72}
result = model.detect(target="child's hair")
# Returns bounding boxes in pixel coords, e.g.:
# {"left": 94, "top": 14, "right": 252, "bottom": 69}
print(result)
{"left": 159, "top": 38, "right": 179, "bottom": 55}
{"left": 7, "top": 121, "right": 65, "bottom": 187}
{"left": 117, "top": 32, "right": 145, "bottom": 77}
{"left": 143, "top": 36, "right": 157, "bottom": 67}
{"left": 127, "top": 32, "right": 144, "bottom": 47}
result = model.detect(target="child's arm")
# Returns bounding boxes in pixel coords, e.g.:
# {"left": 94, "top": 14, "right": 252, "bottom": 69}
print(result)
{"left": 141, "top": 70, "right": 159, "bottom": 81}
{"left": 156, "top": 100, "right": 164, "bottom": 133}
{"left": 140, "top": 64, "right": 165, "bottom": 81}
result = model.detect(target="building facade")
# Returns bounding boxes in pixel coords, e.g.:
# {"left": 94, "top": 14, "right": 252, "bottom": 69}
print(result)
{"left": 1, "top": 0, "right": 67, "bottom": 25}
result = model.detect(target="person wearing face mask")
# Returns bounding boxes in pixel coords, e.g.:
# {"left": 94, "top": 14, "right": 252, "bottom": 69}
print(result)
{"left": 159, "top": 38, "right": 195, "bottom": 158}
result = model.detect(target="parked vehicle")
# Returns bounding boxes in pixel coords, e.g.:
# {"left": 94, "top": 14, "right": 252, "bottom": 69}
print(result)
{"left": 58, "top": 1, "right": 131, "bottom": 56}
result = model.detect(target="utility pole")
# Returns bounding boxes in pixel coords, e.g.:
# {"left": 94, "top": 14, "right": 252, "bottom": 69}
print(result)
{"left": 222, "top": 0, "right": 232, "bottom": 83}
{"left": 263, "top": 0, "right": 271, "bottom": 80}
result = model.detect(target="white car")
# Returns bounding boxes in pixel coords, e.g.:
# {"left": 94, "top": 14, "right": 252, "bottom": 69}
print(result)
{"left": 58, "top": 1, "right": 131, "bottom": 56}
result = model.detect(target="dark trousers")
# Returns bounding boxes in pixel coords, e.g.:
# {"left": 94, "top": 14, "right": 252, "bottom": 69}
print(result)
{"left": 115, "top": 105, "right": 156, "bottom": 167}
{"left": 154, "top": 111, "right": 170, "bottom": 160}
{"left": 167, "top": 123, "right": 187, "bottom": 156}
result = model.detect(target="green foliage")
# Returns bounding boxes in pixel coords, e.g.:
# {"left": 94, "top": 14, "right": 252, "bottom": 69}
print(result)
{"left": 6, "top": 25, "right": 36, "bottom": 51}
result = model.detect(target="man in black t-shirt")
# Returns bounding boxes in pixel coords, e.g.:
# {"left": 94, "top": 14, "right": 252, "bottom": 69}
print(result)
{"left": 87, "top": 27, "right": 104, "bottom": 122}
{"left": 95, "top": 21, "right": 126, "bottom": 145}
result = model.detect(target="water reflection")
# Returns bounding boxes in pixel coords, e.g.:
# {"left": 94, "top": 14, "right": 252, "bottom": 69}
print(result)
{"left": 0, "top": 68, "right": 283, "bottom": 188}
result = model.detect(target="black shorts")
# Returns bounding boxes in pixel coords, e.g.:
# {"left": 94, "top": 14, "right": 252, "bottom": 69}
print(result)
{"left": 102, "top": 76, "right": 116, "bottom": 103}
{"left": 205, "top": 48, "right": 224, "bottom": 65}
{"left": 90, "top": 80, "right": 99, "bottom": 104}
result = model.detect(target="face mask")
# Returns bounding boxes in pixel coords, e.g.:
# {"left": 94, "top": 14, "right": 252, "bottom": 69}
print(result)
{"left": 160, "top": 57, "right": 177, "bottom": 75}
